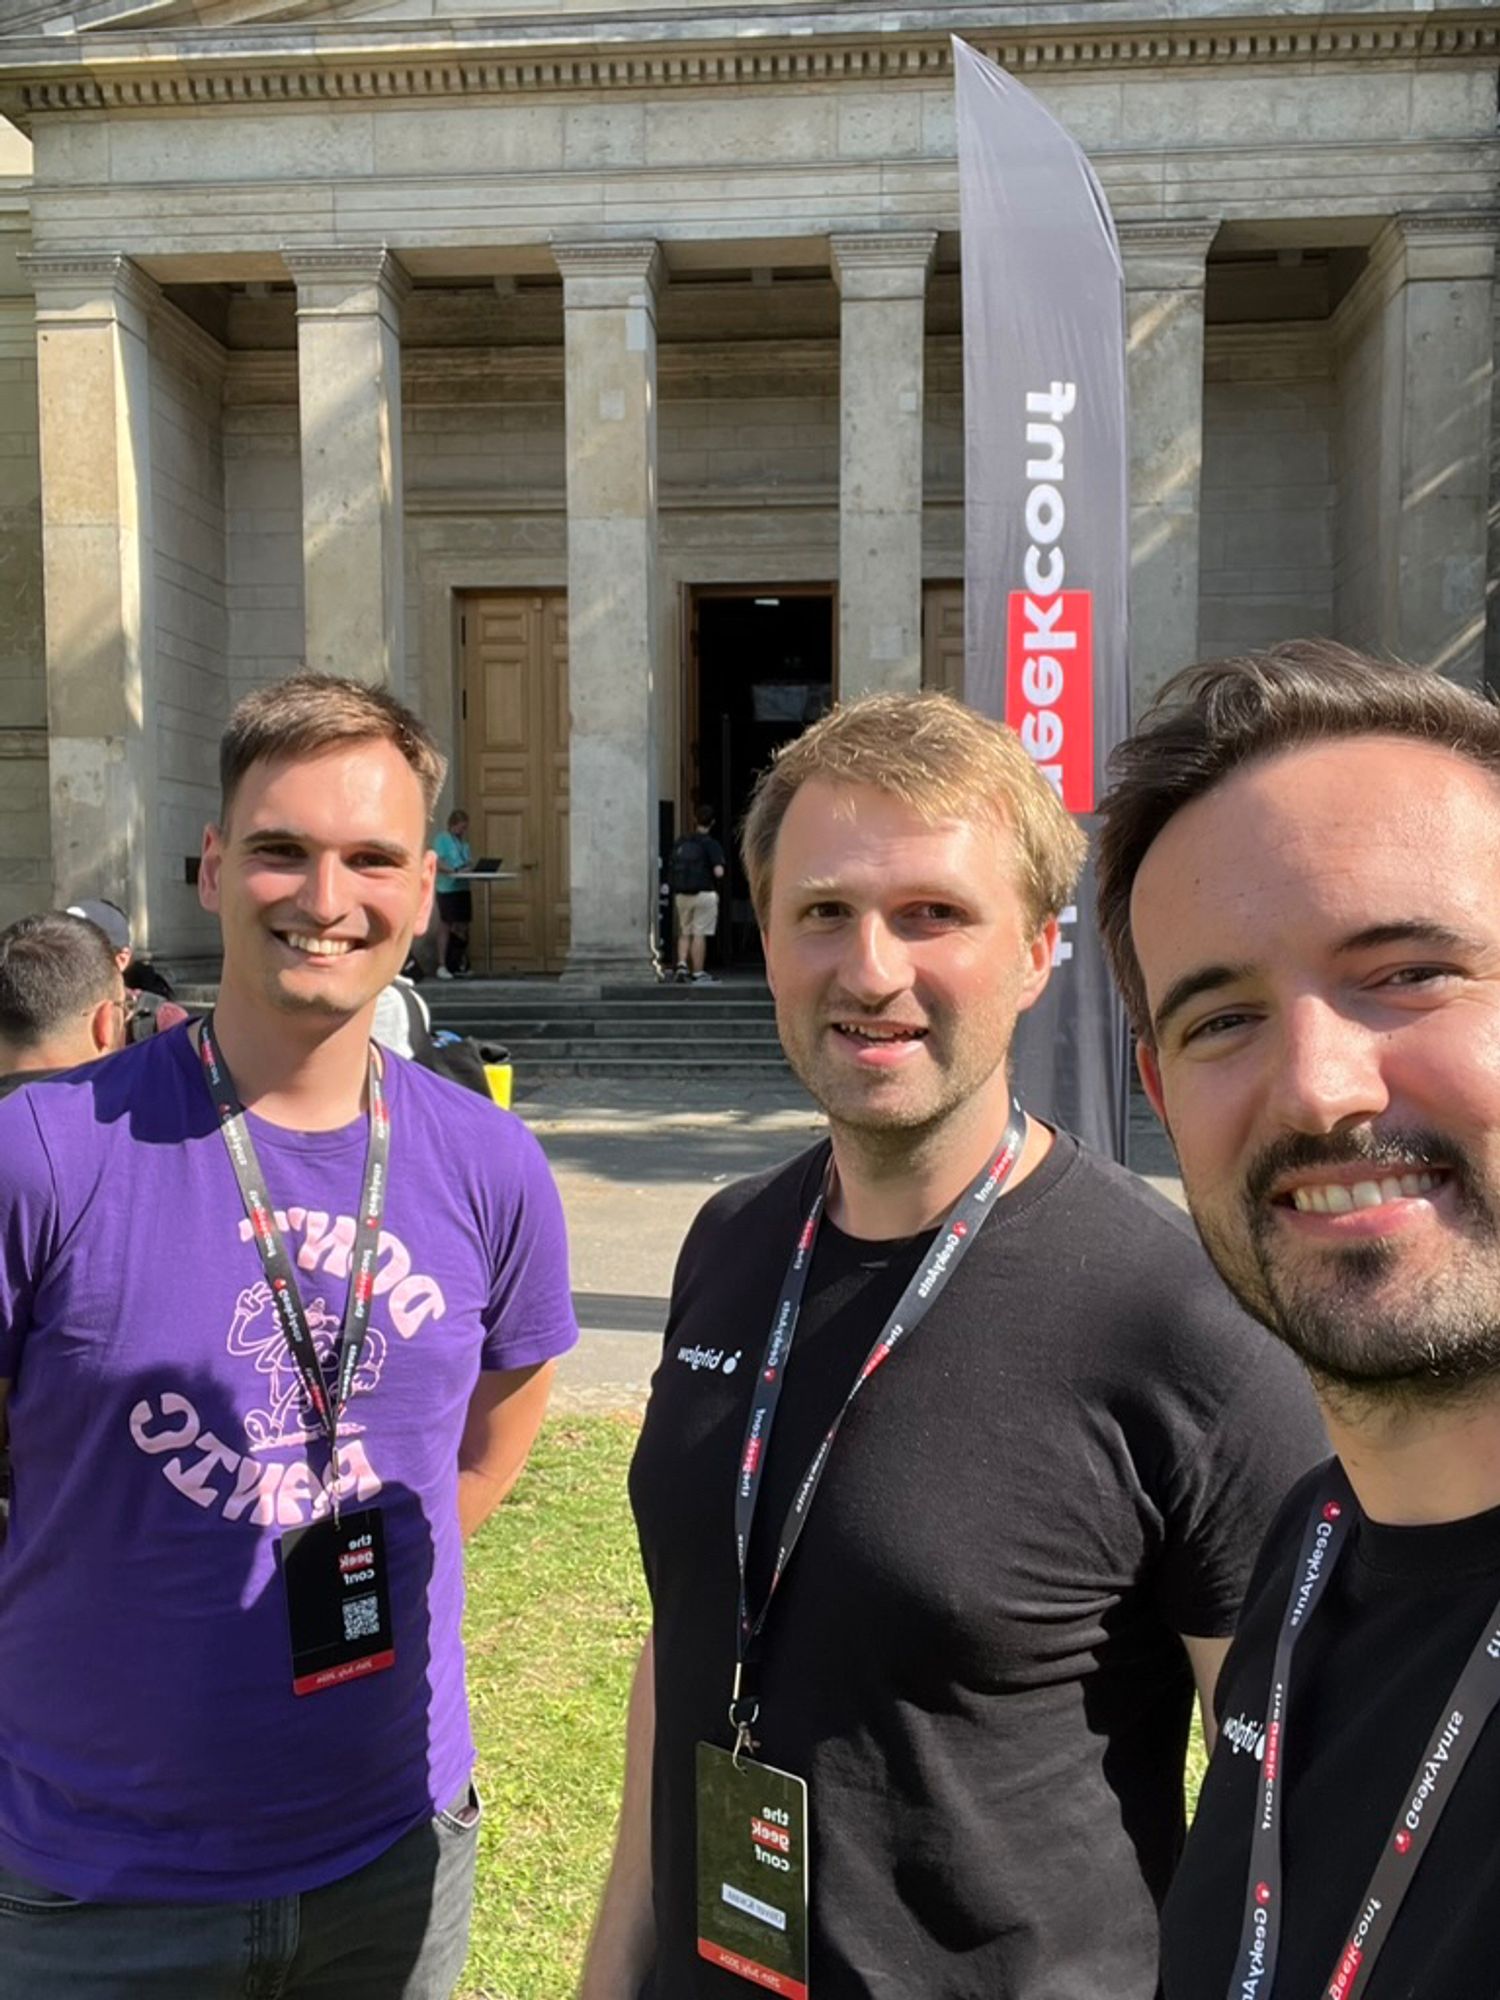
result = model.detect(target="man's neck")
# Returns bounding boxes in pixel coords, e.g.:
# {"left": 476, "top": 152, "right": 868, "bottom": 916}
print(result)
{"left": 826, "top": 1084, "right": 1051, "bottom": 1240}
{"left": 205, "top": 987, "right": 375, "bottom": 1131}
{"left": 2, "top": 1036, "right": 96, "bottom": 1077}
{"left": 1323, "top": 1385, "right": 1500, "bottom": 1527}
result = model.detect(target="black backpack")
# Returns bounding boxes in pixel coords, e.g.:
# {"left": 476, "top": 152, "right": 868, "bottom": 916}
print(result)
{"left": 385, "top": 981, "right": 504, "bottom": 1101}
{"left": 668, "top": 835, "right": 715, "bottom": 895}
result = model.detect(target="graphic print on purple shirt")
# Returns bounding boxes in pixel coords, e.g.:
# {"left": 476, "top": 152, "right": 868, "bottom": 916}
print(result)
{"left": 0, "top": 1027, "right": 577, "bottom": 1904}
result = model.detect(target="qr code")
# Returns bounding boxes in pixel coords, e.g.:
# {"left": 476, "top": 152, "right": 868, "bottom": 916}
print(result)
{"left": 342, "top": 1594, "right": 381, "bottom": 1643}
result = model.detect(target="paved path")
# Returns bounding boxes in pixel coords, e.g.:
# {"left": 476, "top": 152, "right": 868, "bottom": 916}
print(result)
{"left": 518, "top": 1076, "right": 1182, "bottom": 1414}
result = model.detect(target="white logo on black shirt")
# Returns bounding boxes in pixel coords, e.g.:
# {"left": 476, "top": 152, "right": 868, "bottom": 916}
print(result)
{"left": 1223, "top": 1713, "right": 1266, "bottom": 1760}
{"left": 677, "top": 1345, "right": 743, "bottom": 1376}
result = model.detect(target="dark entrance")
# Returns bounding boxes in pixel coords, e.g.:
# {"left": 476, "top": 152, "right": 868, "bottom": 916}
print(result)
{"left": 689, "top": 588, "right": 835, "bottom": 967}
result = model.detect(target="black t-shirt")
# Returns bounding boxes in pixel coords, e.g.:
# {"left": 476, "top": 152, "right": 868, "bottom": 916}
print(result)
{"left": 630, "top": 1133, "right": 1327, "bottom": 2000}
{"left": 1162, "top": 1462, "right": 1500, "bottom": 2000}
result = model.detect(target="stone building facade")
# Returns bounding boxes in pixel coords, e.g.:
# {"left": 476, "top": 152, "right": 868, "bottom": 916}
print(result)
{"left": 0, "top": 1, "right": 1495, "bottom": 976}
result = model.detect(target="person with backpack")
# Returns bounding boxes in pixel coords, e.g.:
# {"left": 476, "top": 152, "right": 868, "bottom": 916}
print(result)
{"left": 667, "top": 807, "right": 726, "bottom": 985}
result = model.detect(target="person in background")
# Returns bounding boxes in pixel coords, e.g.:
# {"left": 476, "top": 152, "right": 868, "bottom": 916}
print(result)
{"left": 0, "top": 911, "right": 129, "bottom": 1098}
{"left": 64, "top": 896, "right": 189, "bottom": 1036}
{"left": 0, "top": 911, "right": 130, "bottom": 1551}
{"left": 667, "top": 805, "right": 726, "bottom": 985}
{"left": 433, "top": 810, "right": 473, "bottom": 981}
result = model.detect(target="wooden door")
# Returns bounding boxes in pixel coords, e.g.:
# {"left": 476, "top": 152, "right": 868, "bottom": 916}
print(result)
{"left": 459, "top": 592, "right": 570, "bottom": 973}
{"left": 922, "top": 582, "right": 965, "bottom": 698}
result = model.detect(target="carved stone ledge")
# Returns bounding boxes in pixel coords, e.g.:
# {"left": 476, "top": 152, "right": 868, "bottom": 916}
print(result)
{"left": 6, "top": 15, "right": 1496, "bottom": 118}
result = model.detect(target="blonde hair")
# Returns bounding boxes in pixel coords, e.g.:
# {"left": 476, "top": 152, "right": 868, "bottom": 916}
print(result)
{"left": 742, "top": 691, "right": 1087, "bottom": 927}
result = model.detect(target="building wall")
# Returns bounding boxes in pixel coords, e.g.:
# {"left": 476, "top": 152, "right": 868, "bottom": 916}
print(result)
{"left": 0, "top": 146, "right": 48, "bottom": 924}
{"left": 150, "top": 314, "right": 228, "bottom": 953}
{"left": 1332, "top": 288, "right": 1387, "bottom": 652}
{"left": 1199, "top": 327, "right": 1336, "bottom": 657}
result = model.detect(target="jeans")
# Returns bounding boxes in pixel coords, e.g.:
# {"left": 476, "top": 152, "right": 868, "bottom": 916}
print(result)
{"left": 0, "top": 1787, "right": 480, "bottom": 1999}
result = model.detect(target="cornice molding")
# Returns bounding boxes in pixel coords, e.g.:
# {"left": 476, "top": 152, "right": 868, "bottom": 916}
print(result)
{"left": 0, "top": 727, "right": 49, "bottom": 761}
{"left": 19, "top": 246, "right": 160, "bottom": 321}
{"left": 551, "top": 239, "right": 663, "bottom": 292}
{"left": 3, "top": 13, "right": 1496, "bottom": 119}
{"left": 282, "top": 243, "right": 412, "bottom": 311}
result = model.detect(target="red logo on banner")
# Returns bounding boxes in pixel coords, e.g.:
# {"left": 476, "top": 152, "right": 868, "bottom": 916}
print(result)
{"left": 1005, "top": 591, "right": 1094, "bottom": 812}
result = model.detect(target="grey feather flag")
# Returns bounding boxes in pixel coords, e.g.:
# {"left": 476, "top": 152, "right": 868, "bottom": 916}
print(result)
{"left": 955, "top": 37, "right": 1132, "bottom": 1160}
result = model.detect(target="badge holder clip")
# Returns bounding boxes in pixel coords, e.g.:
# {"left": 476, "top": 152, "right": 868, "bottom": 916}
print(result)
{"left": 729, "top": 1662, "right": 761, "bottom": 1770}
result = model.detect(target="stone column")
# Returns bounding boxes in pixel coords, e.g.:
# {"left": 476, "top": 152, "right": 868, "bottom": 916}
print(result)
{"left": 22, "top": 251, "right": 159, "bottom": 920}
{"left": 830, "top": 231, "right": 937, "bottom": 697}
{"left": 1369, "top": 214, "right": 1495, "bottom": 687}
{"left": 284, "top": 246, "right": 409, "bottom": 686}
{"left": 554, "top": 239, "right": 662, "bottom": 982}
{"left": 1119, "top": 222, "right": 1217, "bottom": 713}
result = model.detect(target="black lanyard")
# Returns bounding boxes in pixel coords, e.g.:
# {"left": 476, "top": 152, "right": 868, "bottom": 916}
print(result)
{"left": 728, "top": 1108, "right": 1028, "bottom": 1757}
{"left": 199, "top": 1014, "right": 389, "bottom": 1523}
{"left": 1228, "top": 1466, "right": 1500, "bottom": 1999}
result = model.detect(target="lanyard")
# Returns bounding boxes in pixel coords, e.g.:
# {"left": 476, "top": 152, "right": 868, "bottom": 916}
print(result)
{"left": 199, "top": 1014, "right": 389, "bottom": 1523}
{"left": 1228, "top": 1467, "right": 1500, "bottom": 2000}
{"left": 728, "top": 1107, "right": 1028, "bottom": 1758}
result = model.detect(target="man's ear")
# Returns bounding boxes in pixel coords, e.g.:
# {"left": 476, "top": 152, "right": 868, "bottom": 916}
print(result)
{"left": 760, "top": 930, "right": 775, "bottom": 999}
{"left": 198, "top": 824, "right": 223, "bottom": 914}
{"left": 415, "top": 848, "right": 438, "bottom": 937}
{"left": 91, "top": 997, "right": 125, "bottom": 1056}
{"left": 1016, "top": 919, "right": 1058, "bottom": 1016}
{"left": 1137, "top": 1037, "right": 1169, "bottom": 1130}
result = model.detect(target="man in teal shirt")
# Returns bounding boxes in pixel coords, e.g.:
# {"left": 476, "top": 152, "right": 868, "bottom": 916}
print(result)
{"left": 433, "top": 809, "right": 473, "bottom": 979}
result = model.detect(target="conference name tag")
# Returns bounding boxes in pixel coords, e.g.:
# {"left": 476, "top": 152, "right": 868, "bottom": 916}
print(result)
{"left": 278, "top": 1507, "right": 395, "bottom": 1697}
{"left": 696, "top": 1743, "right": 810, "bottom": 1997}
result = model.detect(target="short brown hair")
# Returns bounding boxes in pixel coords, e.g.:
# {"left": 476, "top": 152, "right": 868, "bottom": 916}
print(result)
{"left": 1097, "top": 639, "right": 1500, "bottom": 1041}
{"left": 741, "top": 690, "right": 1087, "bottom": 928}
{"left": 0, "top": 912, "right": 120, "bottom": 1050}
{"left": 219, "top": 673, "right": 447, "bottom": 824}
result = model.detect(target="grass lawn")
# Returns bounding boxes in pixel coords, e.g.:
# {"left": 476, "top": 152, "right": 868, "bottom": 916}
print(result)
{"left": 459, "top": 1415, "right": 1210, "bottom": 1998}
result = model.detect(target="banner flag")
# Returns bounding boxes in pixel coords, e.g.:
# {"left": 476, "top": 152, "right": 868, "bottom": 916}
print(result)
{"left": 955, "top": 37, "right": 1132, "bottom": 1161}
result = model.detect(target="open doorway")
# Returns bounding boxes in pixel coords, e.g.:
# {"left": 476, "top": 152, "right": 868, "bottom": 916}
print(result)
{"left": 687, "top": 586, "right": 835, "bottom": 966}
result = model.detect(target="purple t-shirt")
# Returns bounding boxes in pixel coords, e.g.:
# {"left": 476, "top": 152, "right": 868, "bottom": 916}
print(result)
{"left": 0, "top": 1027, "right": 577, "bottom": 1902}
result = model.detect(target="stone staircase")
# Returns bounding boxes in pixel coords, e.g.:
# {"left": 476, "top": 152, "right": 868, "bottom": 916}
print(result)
{"left": 170, "top": 968, "right": 788, "bottom": 1079}
{"left": 426, "top": 973, "right": 789, "bottom": 1080}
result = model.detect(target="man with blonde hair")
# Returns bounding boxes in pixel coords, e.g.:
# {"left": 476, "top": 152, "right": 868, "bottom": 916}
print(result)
{"left": 0, "top": 672, "right": 576, "bottom": 1997}
{"left": 582, "top": 691, "right": 1321, "bottom": 2000}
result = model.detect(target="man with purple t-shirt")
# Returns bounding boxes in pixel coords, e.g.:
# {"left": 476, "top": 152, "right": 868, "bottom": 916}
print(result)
{"left": 0, "top": 675, "right": 577, "bottom": 1997}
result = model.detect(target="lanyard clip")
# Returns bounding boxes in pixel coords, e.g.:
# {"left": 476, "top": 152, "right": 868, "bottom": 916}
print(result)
{"left": 729, "top": 1661, "right": 761, "bottom": 1770}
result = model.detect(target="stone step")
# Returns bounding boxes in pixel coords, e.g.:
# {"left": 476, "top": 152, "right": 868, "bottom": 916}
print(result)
{"left": 429, "top": 1015, "right": 781, "bottom": 1044}
{"left": 515, "top": 1055, "right": 792, "bottom": 1078}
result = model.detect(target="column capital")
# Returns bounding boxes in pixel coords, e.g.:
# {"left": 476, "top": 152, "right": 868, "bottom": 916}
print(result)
{"left": 830, "top": 230, "right": 938, "bottom": 301}
{"left": 1117, "top": 220, "right": 1218, "bottom": 292}
{"left": 1374, "top": 210, "right": 1498, "bottom": 286}
{"left": 282, "top": 244, "right": 411, "bottom": 322}
{"left": 551, "top": 239, "right": 663, "bottom": 308}
{"left": 19, "top": 250, "right": 160, "bottom": 333}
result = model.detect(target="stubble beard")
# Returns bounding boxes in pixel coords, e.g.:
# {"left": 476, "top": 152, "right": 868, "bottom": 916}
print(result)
{"left": 1188, "top": 1125, "right": 1500, "bottom": 1404}
{"left": 778, "top": 1012, "right": 1009, "bottom": 1177}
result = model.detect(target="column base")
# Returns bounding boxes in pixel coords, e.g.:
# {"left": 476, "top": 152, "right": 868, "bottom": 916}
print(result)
{"left": 560, "top": 949, "right": 660, "bottom": 992}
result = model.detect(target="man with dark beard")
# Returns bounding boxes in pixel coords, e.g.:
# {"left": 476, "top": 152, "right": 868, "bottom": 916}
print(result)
{"left": 579, "top": 692, "right": 1322, "bottom": 2000}
{"left": 1098, "top": 640, "right": 1500, "bottom": 2000}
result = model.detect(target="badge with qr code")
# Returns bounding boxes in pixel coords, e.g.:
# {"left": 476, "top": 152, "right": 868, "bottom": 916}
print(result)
{"left": 277, "top": 1509, "right": 394, "bottom": 1696}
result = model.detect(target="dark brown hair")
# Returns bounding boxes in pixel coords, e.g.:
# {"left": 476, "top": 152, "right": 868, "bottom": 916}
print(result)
{"left": 0, "top": 912, "right": 121, "bottom": 1049}
{"left": 219, "top": 674, "right": 447, "bottom": 824}
{"left": 1097, "top": 639, "right": 1500, "bottom": 1041}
